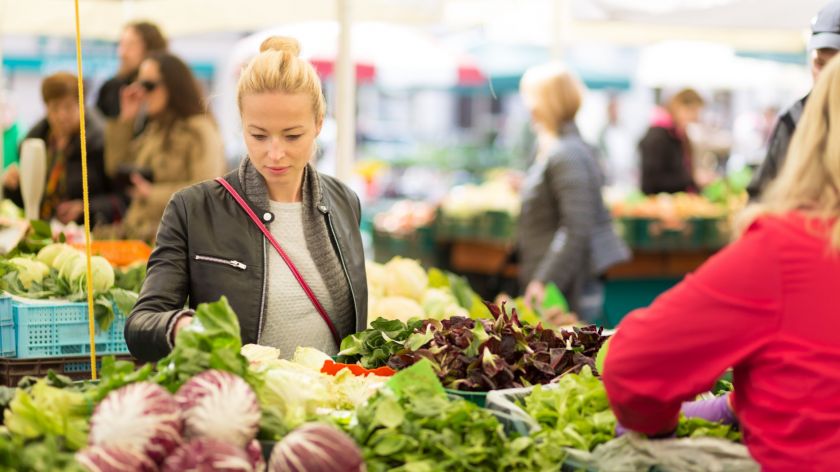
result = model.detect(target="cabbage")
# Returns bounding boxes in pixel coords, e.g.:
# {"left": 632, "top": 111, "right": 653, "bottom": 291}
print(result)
{"left": 161, "top": 438, "right": 255, "bottom": 472}
{"left": 383, "top": 257, "right": 427, "bottom": 300}
{"left": 365, "top": 260, "right": 388, "bottom": 298}
{"left": 292, "top": 347, "right": 332, "bottom": 371}
{"left": 257, "top": 360, "right": 335, "bottom": 427}
{"left": 56, "top": 250, "right": 82, "bottom": 280}
{"left": 241, "top": 344, "right": 282, "bottom": 366}
{"left": 36, "top": 243, "right": 73, "bottom": 267}
{"left": 268, "top": 423, "right": 364, "bottom": 472}
{"left": 369, "top": 296, "right": 424, "bottom": 324}
{"left": 175, "top": 370, "right": 261, "bottom": 448}
{"left": 88, "top": 382, "right": 184, "bottom": 464}
{"left": 67, "top": 255, "right": 116, "bottom": 292}
{"left": 76, "top": 445, "right": 157, "bottom": 472}
{"left": 8, "top": 257, "right": 49, "bottom": 289}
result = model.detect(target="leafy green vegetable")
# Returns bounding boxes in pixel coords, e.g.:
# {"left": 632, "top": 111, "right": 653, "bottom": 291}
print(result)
{"left": 337, "top": 317, "right": 423, "bottom": 369}
{"left": 387, "top": 302, "right": 607, "bottom": 391}
{"left": 0, "top": 433, "right": 85, "bottom": 472}
{"left": 522, "top": 366, "right": 616, "bottom": 452}
{"left": 676, "top": 415, "right": 741, "bottom": 442}
{"left": 153, "top": 296, "right": 258, "bottom": 393}
{"left": 114, "top": 262, "right": 146, "bottom": 293}
{"left": 351, "top": 366, "right": 510, "bottom": 472}
{"left": 3, "top": 379, "right": 89, "bottom": 451}
{"left": 85, "top": 356, "right": 154, "bottom": 404}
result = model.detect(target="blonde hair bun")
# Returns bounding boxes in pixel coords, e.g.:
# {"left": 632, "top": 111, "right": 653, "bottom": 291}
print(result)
{"left": 259, "top": 36, "right": 301, "bottom": 56}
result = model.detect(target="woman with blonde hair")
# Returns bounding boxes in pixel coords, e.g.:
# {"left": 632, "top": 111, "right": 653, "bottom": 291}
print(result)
{"left": 517, "top": 62, "right": 629, "bottom": 321}
{"left": 602, "top": 56, "right": 840, "bottom": 470}
{"left": 126, "top": 37, "right": 367, "bottom": 362}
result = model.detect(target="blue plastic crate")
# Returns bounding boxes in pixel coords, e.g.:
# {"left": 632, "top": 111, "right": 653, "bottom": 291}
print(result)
{"left": 11, "top": 299, "right": 128, "bottom": 359}
{"left": 0, "top": 296, "right": 14, "bottom": 357}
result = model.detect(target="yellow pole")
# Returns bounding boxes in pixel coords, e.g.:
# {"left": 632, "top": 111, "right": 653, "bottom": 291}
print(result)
{"left": 73, "top": 0, "right": 97, "bottom": 380}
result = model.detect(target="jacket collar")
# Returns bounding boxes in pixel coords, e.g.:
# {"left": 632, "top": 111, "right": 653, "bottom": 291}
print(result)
{"left": 235, "top": 157, "right": 330, "bottom": 216}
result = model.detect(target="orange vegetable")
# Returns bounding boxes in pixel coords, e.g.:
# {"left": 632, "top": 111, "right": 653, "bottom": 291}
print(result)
{"left": 71, "top": 240, "right": 152, "bottom": 268}
{"left": 320, "top": 360, "right": 395, "bottom": 377}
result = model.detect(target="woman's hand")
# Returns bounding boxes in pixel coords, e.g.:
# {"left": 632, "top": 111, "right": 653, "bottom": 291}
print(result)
{"left": 171, "top": 315, "right": 194, "bottom": 345}
{"left": 128, "top": 172, "right": 152, "bottom": 200}
{"left": 524, "top": 280, "right": 546, "bottom": 311}
{"left": 119, "top": 83, "right": 145, "bottom": 122}
{"left": 56, "top": 200, "right": 84, "bottom": 224}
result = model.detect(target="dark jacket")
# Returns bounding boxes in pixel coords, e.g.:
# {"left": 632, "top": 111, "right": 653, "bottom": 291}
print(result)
{"left": 518, "top": 124, "right": 630, "bottom": 314}
{"left": 639, "top": 126, "right": 695, "bottom": 195}
{"left": 125, "top": 166, "right": 368, "bottom": 363}
{"left": 9, "top": 116, "right": 124, "bottom": 225}
{"left": 746, "top": 96, "right": 808, "bottom": 200}
{"left": 96, "top": 75, "right": 130, "bottom": 119}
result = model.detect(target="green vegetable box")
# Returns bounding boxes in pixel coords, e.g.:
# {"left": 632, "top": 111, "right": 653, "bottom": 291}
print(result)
{"left": 0, "top": 294, "right": 128, "bottom": 359}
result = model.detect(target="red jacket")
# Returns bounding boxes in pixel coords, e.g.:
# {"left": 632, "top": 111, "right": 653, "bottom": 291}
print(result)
{"left": 603, "top": 213, "right": 840, "bottom": 471}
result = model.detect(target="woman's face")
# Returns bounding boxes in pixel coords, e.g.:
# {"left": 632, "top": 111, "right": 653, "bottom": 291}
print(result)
{"left": 240, "top": 92, "right": 321, "bottom": 201}
{"left": 118, "top": 27, "right": 146, "bottom": 76}
{"left": 45, "top": 96, "right": 80, "bottom": 139}
{"left": 137, "top": 59, "right": 168, "bottom": 117}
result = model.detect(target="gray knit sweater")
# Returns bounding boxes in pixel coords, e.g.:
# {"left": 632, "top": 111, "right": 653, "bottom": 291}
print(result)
{"left": 237, "top": 158, "right": 354, "bottom": 356}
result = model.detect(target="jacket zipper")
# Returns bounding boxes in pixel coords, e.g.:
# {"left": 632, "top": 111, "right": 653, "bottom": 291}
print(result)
{"left": 324, "top": 209, "right": 358, "bottom": 332}
{"left": 257, "top": 238, "right": 267, "bottom": 343}
{"left": 194, "top": 255, "right": 247, "bottom": 270}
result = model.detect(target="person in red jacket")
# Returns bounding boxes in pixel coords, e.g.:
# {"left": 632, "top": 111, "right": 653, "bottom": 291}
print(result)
{"left": 602, "top": 54, "right": 840, "bottom": 471}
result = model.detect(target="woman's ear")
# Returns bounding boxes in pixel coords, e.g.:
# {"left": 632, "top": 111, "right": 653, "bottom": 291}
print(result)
{"left": 315, "top": 118, "right": 323, "bottom": 136}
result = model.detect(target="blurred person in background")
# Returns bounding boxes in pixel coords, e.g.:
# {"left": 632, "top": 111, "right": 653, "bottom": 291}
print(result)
{"left": 96, "top": 21, "right": 168, "bottom": 120}
{"left": 597, "top": 94, "right": 637, "bottom": 191}
{"left": 603, "top": 53, "right": 840, "bottom": 471}
{"left": 638, "top": 88, "right": 704, "bottom": 195}
{"left": 3, "top": 72, "right": 121, "bottom": 225}
{"left": 517, "top": 62, "right": 629, "bottom": 322}
{"left": 104, "top": 52, "right": 225, "bottom": 241}
{"left": 748, "top": 0, "right": 840, "bottom": 199}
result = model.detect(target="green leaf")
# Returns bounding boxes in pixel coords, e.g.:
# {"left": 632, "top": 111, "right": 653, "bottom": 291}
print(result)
{"left": 373, "top": 397, "right": 405, "bottom": 429}
{"left": 109, "top": 288, "right": 138, "bottom": 317}
{"left": 404, "top": 326, "right": 434, "bottom": 352}
{"left": 427, "top": 268, "right": 450, "bottom": 289}
{"left": 29, "top": 220, "right": 51, "bottom": 239}
{"left": 93, "top": 298, "right": 115, "bottom": 332}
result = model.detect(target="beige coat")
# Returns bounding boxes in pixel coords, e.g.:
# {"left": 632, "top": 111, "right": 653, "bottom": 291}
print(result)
{"left": 104, "top": 114, "right": 226, "bottom": 241}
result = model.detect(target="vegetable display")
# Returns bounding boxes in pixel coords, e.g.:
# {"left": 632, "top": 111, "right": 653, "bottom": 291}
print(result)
{"left": 337, "top": 318, "right": 423, "bottom": 369}
{"left": 521, "top": 366, "right": 617, "bottom": 452}
{"left": 387, "top": 303, "right": 607, "bottom": 391}
{"left": 366, "top": 258, "right": 486, "bottom": 325}
{"left": 160, "top": 438, "right": 255, "bottom": 472}
{"left": 0, "top": 242, "right": 139, "bottom": 330}
{"left": 86, "top": 382, "right": 183, "bottom": 464}
{"left": 268, "top": 423, "right": 364, "bottom": 472}
{"left": 176, "top": 370, "right": 261, "bottom": 448}
{"left": 351, "top": 371, "right": 510, "bottom": 471}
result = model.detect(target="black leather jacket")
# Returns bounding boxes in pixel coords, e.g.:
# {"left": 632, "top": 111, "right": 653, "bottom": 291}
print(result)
{"left": 125, "top": 169, "right": 368, "bottom": 362}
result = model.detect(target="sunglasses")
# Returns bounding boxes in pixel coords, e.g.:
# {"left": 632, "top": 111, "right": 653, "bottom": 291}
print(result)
{"left": 138, "top": 80, "right": 161, "bottom": 92}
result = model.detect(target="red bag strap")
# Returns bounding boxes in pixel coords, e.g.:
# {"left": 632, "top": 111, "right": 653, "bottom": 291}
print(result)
{"left": 215, "top": 177, "right": 340, "bottom": 346}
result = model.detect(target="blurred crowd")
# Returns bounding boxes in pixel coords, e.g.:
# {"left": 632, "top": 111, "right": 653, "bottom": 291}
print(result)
{"left": 1, "top": 21, "right": 225, "bottom": 241}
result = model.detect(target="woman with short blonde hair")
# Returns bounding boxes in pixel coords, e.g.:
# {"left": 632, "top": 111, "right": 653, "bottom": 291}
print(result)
{"left": 517, "top": 62, "right": 629, "bottom": 321}
{"left": 125, "top": 36, "right": 367, "bottom": 363}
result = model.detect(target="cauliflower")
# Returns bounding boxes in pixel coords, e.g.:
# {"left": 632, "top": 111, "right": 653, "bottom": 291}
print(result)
{"left": 383, "top": 257, "right": 427, "bottom": 300}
